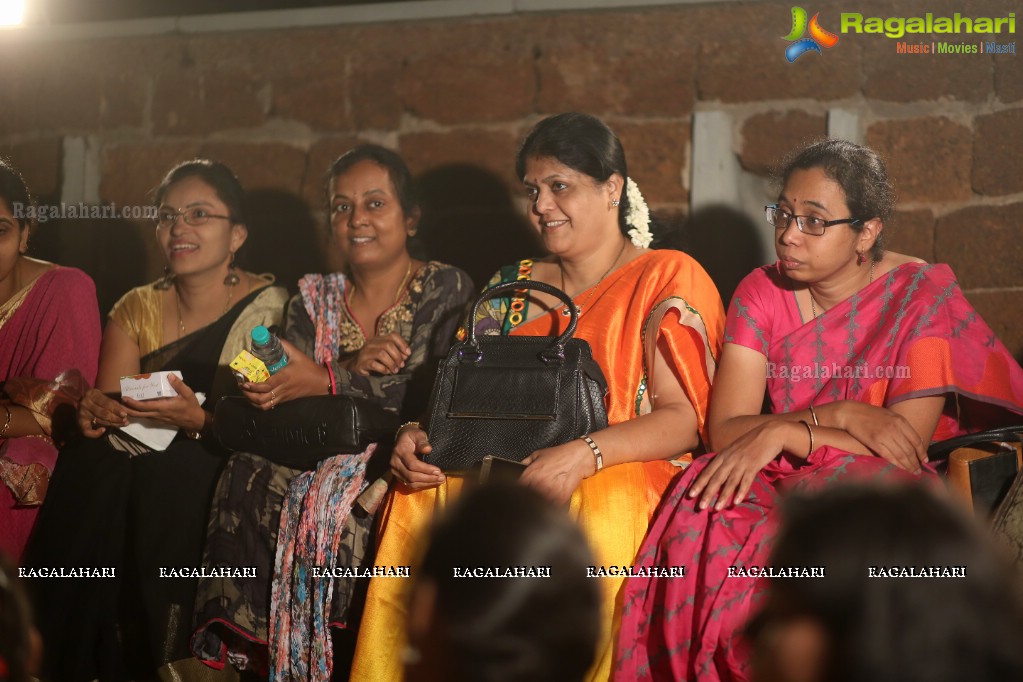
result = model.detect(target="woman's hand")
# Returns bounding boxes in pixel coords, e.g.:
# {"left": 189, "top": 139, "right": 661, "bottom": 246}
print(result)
{"left": 241, "top": 339, "right": 329, "bottom": 410}
{"left": 345, "top": 333, "right": 411, "bottom": 376}
{"left": 520, "top": 439, "right": 595, "bottom": 505}
{"left": 825, "top": 401, "right": 924, "bottom": 473}
{"left": 121, "top": 374, "right": 206, "bottom": 432}
{"left": 79, "top": 388, "right": 130, "bottom": 438}
{"left": 687, "top": 421, "right": 792, "bottom": 511}
{"left": 390, "top": 425, "right": 445, "bottom": 489}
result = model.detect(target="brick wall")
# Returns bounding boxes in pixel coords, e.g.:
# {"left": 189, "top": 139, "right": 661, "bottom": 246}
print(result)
{"left": 1, "top": 0, "right": 1020, "bottom": 357}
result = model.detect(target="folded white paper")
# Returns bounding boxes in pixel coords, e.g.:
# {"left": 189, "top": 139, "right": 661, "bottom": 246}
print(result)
{"left": 117, "top": 392, "right": 206, "bottom": 452}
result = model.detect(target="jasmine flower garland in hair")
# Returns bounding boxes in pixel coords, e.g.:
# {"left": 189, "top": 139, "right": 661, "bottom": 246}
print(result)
{"left": 625, "top": 178, "right": 652, "bottom": 248}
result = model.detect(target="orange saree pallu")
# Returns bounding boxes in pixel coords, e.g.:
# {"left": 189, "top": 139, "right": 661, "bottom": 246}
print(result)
{"left": 351, "top": 250, "right": 724, "bottom": 681}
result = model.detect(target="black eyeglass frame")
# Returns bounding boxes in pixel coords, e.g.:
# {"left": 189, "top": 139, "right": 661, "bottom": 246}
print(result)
{"left": 765, "top": 204, "right": 863, "bottom": 236}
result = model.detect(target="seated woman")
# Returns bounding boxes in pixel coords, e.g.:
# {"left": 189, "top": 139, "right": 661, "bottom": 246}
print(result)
{"left": 352, "top": 112, "right": 726, "bottom": 681}
{"left": 25, "top": 159, "right": 288, "bottom": 682}
{"left": 0, "top": 158, "right": 101, "bottom": 561}
{"left": 746, "top": 483, "right": 1023, "bottom": 682}
{"left": 615, "top": 139, "right": 1023, "bottom": 682}
{"left": 191, "top": 145, "right": 473, "bottom": 680}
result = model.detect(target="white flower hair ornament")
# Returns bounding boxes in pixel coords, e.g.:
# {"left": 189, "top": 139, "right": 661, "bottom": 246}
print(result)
{"left": 624, "top": 178, "right": 653, "bottom": 248}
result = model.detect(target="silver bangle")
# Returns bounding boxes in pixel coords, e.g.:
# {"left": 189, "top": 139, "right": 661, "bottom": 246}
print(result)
{"left": 581, "top": 435, "right": 603, "bottom": 473}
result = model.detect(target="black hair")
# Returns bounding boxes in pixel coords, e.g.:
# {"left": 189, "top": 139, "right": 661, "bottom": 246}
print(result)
{"left": 152, "top": 159, "right": 245, "bottom": 224}
{"left": 516, "top": 112, "right": 651, "bottom": 243}
{"left": 0, "top": 158, "right": 35, "bottom": 231}
{"left": 326, "top": 144, "right": 419, "bottom": 218}
{"left": 778, "top": 139, "right": 895, "bottom": 261}
{"left": 415, "top": 483, "right": 601, "bottom": 682}
{"left": 747, "top": 483, "right": 1023, "bottom": 682}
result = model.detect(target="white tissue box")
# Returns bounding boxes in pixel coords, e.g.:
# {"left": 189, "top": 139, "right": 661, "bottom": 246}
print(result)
{"left": 119, "top": 371, "right": 181, "bottom": 401}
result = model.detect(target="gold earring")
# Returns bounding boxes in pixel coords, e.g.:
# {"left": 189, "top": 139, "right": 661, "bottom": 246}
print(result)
{"left": 155, "top": 265, "right": 174, "bottom": 290}
{"left": 224, "top": 254, "right": 240, "bottom": 286}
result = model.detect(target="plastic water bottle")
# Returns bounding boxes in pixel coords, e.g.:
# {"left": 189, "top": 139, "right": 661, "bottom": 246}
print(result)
{"left": 250, "top": 326, "right": 289, "bottom": 375}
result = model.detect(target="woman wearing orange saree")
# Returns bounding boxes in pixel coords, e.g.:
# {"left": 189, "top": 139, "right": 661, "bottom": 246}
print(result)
{"left": 351, "top": 113, "right": 725, "bottom": 681}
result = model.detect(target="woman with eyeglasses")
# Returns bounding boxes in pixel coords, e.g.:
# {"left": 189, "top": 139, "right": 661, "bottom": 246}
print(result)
{"left": 615, "top": 139, "right": 1023, "bottom": 682}
{"left": 25, "top": 159, "right": 288, "bottom": 682}
{"left": 191, "top": 145, "right": 473, "bottom": 681}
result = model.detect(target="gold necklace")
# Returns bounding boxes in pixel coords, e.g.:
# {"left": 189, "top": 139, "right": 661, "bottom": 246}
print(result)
{"left": 175, "top": 280, "right": 237, "bottom": 339}
{"left": 349, "top": 260, "right": 414, "bottom": 306}
{"left": 559, "top": 240, "right": 628, "bottom": 317}
{"left": 810, "top": 260, "right": 875, "bottom": 319}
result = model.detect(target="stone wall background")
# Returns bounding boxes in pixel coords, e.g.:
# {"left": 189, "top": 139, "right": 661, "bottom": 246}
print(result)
{"left": 1, "top": 0, "right": 1020, "bottom": 356}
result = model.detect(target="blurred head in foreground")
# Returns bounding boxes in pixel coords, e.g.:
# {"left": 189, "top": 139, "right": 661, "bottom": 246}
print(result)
{"left": 746, "top": 483, "right": 1023, "bottom": 682}
{"left": 0, "top": 553, "right": 42, "bottom": 682}
{"left": 405, "top": 482, "right": 600, "bottom": 682}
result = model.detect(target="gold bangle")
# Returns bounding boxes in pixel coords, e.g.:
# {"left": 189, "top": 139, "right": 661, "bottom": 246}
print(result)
{"left": 396, "top": 420, "right": 421, "bottom": 442}
{"left": 808, "top": 404, "right": 820, "bottom": 427}
{"left": 581, "top": 435, "right": 603, "bottom": 473}
{"left": 0, "top": 403, "right": 11, "bottom": 439}
{"left": 800, "top": 420, "right": 814, "bottom": 457}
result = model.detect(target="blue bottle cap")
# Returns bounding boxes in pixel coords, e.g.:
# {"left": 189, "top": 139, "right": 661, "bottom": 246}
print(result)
{"left": 251, "top": 325, "right": 271, "bottom": 345}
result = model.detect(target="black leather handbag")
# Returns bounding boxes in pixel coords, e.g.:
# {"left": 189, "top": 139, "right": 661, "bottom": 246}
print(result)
{"left": 424, "top": 279, "right": 609, "bottom": 473}
{"left": 213, "top": 395, "right": 399, "bottom": 470}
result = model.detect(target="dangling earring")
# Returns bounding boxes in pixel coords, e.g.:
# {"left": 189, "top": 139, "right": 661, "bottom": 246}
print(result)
{"left": 154, "top": 265, "right": 174, "bottom": 290}
{"left": 224, "top": 254, "right": 240, "bottom": 286}
{"left": 856, "top": 251, "right": 865, "bottom": 266}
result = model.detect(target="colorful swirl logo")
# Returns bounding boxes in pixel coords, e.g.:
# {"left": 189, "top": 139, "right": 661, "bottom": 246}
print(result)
{"left": 783, "top": 7, "right": 840, "bottom": 62}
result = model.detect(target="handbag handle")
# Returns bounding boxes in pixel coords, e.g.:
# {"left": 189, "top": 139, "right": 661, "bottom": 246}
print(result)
{"left": 927, "top": 424, "right": 1023, "bottom": 462}
{"left": 462, "top": 279, "right": 579, "bottom": 363}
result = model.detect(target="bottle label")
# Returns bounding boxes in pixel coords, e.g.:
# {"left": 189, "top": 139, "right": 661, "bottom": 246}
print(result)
{"left": 265, "top": 355, "right": 289, "bottom": 375}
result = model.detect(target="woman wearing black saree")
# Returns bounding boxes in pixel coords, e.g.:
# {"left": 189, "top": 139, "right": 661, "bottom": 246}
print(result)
{"left": 24, "top": 160, "right": 288, "bottom": 681}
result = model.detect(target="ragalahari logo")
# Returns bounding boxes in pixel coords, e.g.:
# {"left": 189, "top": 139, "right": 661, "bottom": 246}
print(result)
{"left": 783, "top": 7, "right": 840, "bottom": 61}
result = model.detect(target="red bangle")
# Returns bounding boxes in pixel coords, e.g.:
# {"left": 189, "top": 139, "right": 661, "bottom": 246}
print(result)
{"left": 325, "top": 363, "right": 336, "bottom": 395}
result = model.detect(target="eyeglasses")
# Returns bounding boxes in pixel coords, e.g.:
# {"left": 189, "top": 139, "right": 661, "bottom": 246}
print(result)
{"left": 765, "top": 205, "right": 861, "bottom": 237}
{"left": 156, "top": 206, "right": 233, "bottom": 230}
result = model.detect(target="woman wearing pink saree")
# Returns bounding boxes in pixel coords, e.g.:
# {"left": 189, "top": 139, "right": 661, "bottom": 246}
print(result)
{"left": 0, "top": 158, "right": 100, "bottom": 561}
{"left": 615, "top": 140, "right": 1023, "bottom": 682}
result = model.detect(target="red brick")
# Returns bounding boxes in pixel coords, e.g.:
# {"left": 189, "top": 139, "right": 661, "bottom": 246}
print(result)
{"left": 349, "top": 47, "right": 403, "bottom": 130}
{"left": 965, "top": 290, "right": 1023, "bottom": 361}
{"left": 995, "top": 55, "right": 1023, "bottom": 103}
{"left": 271, "top": 68, "right": 352, "bottom": 132}
{"left": 697, "top": 37, "right": 859, "bottom": 103}
{"left": 2, "top": 138, "right": 62, "bottom": 200}
{"left": 100, "top": 141, "right": 201, "bottom": 208}
{"left": 866, "top": 118, "right": 972, "bottom": 203}
{"left": 934, "top": 203, "right": 1023, "bottom": 289}
{"left": 534, "top": 11, "right": 696, "bottom": 117}
{"left": 615, "top": 121, "right": 690, "bottom": 206}
{"left": 973, "top": 108, "right": 1023, "bottom": 196}
{"left": 399, "top": 129, "right": 520, "bottom": 191}
{"left": 198, "top": 142, "right": 306, "bottom": 194}
{"left": 400, "top": 46, "right": 534, "bottom": 125}
{"left": 886, "top": 210, "right": 934, "bottom": 263}
{"left": 739, "top": 112, "right": 827, "bottom": 176}
{"left": 862, "top": 47, "right": 991, "bottom": 103}
{"left": 153, "top": 69, "right": 266, "bottom": 135}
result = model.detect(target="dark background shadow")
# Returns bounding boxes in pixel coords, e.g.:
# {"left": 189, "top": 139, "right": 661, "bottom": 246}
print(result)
{"left": 30, "top": 216, "right": 150, "bottom": 318}
{"left": 665, "top": 204, "right": 765, "bottom": 306}
{"left": 242, "top": 188, "right": 327, "bottom": 293}
{"left": 415, "top": 164, "right": 542, "bottom": 289}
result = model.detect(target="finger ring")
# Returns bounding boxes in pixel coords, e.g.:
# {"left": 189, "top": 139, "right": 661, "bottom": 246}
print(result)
{"left": 90, "top": 418, "right": 98, "bottom": 429}
{"left": 270, "top": 389, "right": 276, "bottom": 401}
